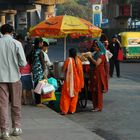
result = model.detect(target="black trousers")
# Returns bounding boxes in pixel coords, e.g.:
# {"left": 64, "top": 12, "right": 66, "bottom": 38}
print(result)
{"left": 109, "top": 59, "right": 120, "bottom": 77}
{"left": 34, "top": 82, "right": 41, "bottom": 104}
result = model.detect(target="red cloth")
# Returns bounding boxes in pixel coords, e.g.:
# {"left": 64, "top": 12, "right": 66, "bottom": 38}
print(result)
{"left": 89, "top": 55, "right": 108, "bottom": 110}
{"left": 41, "top": 92, "right": 52, "bottom": 99}
{"left": 83, "top": 64, "right": 90, "bottom": 73}
{"left": 20, "top": 63, "right": 31, "bottom": 74}
{"left": 117, "top": 49, "right": 123, "bottom": 61}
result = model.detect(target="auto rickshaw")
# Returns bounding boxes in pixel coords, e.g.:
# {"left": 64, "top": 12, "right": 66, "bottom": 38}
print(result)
{"left": 119, "top": 32, "right": 140, "bottom": 60}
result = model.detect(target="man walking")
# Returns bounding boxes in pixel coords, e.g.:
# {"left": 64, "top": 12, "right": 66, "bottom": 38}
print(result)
{"left": 0, "top": 24, "right": 27, "bottom": 139}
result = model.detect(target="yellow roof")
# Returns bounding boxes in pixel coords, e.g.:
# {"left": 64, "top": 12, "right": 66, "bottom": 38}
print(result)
{"left": 119, "top": 32, "right": 140, "bottom": 46}
{"left": 119, "top": 32, "right": 140, "bottom": 38}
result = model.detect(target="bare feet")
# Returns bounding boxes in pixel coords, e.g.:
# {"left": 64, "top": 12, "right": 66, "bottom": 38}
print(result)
{"left": 36, "top": 103, "right": 46, "bottom": 108}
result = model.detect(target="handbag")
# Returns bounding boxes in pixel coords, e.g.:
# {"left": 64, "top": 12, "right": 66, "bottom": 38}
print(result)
{"left": 117, "top": 48, "right": 123, "bottom": 61}
{"left": 42, "top": 83, "right": 55, "bottom": 94}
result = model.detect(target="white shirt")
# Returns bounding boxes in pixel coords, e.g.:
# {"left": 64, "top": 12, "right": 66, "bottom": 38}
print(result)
{"left": 43, "top": 52, "right": 52, "bottom": 66}
{"left": 106, "top": 50, "right": 113, "bottom": 62}
{"left": 42, "top": 51, "right": 52, "bottom": 76}
{"left": 0, "top": 34, "right": 27, "bottom": 82}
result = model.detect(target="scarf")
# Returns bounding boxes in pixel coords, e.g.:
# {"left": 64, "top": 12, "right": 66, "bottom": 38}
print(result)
{"left": 66, "top": 58, "right": 74, "bottom": 97}
{"left": 93, "top": 41, "right": 106, "bottom": 60}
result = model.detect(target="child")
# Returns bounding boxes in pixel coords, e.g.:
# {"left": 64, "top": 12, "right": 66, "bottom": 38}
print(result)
{"left": 42, "top": 41, "right": 52, "bottom": 77}
{"left": 20, "top": 56, "right": 33, "bottom": 105}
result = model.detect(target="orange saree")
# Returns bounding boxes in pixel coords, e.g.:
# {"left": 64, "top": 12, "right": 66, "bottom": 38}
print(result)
{"left": 60, "top": 57, "right": 84, "bottom": 114}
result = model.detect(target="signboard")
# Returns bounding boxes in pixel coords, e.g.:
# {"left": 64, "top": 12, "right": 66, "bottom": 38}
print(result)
{"left": 128, "top": 38, "right": 140, "bottom": 46}
{"left": 93, "top": 13, "right": 102, "bottom": 27}
{"left": 119, "top": 5, "right": 131, "bottom": 17}
{"left": 101, "top": 18, "right": 108, "bottom": 27}
{"left": 92, "top": 4, "right": 102, "bottom": 27}
{"left": 92, "top": 5, "right": 102, "bottom": 12}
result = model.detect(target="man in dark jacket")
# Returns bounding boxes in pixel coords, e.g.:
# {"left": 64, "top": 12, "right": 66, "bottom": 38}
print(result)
{"left": 108, "top": 35, "right": 121, "bottom": 78}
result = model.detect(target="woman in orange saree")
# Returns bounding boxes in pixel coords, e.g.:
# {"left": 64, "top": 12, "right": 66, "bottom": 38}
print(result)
{"left": 60, "top": 48, "right": 84, "bottom": 115}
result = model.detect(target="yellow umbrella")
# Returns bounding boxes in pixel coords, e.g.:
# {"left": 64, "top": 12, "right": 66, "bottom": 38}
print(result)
{"left": 30, "top": 15, "right": 102, "bottom": 59}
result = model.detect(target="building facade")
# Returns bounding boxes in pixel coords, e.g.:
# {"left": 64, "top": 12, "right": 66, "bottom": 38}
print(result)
{"left": 0, "top": 0, "right": 65, "bottom": 35}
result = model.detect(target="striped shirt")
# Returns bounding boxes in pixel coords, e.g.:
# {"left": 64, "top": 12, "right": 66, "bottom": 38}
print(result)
{"left": 0, "top": 34, "right": 27, "bottom": 82}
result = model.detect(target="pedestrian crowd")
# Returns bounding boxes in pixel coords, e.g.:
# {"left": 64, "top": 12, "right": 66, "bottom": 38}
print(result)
{"left": 0, "top": 24, "right": 53, "bottom": 139}
{"left": 0, "top": 23, "right": 122, "bottom": 139}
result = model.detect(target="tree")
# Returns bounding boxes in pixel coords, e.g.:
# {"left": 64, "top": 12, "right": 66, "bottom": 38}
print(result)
{"left": 56, "top": 0, "right": 92, "bottom": 21}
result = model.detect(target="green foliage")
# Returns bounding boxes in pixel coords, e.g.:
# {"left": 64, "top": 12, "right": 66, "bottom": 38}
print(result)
{"left": 57, "top": 0, "right": 92, "bottom": 21}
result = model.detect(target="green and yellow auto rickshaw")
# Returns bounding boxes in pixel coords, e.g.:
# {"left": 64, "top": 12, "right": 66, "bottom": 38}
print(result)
{"left": 119, "top": 32, "right": 140, "bottom": 60}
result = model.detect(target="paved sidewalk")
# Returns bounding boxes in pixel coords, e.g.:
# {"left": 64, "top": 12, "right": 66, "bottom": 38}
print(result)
{"left": 3, "top": 76, "right": 138, "bottom": 140}
{"left": 1, "top": 106, "right": 105, "bottom": 140}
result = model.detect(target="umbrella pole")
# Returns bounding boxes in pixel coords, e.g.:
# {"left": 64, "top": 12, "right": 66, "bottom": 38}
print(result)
{"left": 64, "top": 36, "right": 67, "bottom": 60}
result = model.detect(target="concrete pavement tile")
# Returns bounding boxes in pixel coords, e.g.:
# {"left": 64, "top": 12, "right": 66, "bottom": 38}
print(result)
{"left": 20, "top": 106, "right": 104, "bottom": 140}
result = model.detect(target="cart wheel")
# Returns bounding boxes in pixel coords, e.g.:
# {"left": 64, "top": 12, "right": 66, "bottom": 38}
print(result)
{"left": 78, "top": 84, "right": 88, "bottom": 108}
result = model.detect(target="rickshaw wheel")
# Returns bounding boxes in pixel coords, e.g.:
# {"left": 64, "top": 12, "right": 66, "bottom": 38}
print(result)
{"left": 78, "top": 84, "right": 88, "bottom": 108}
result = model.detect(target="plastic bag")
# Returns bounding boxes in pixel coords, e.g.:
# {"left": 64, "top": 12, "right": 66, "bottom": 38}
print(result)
{"left": 41, "top": 92, "right": 56, "bottom": 103}
{"left": 42, "top": 83, "right": 55, "bottom": 94}
{"left": 41, "top": 92, "right": 52, "bottom": 99}
{"left": 34, "top": 80, "right": 47, "bottom": 94}
{"left": 48, "top": 77, "right": 58, "bottom": 90}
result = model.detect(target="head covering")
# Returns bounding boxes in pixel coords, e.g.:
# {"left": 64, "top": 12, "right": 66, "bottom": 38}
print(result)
{"left": 97, "top": 41, "right": 106, "bottom": 55}
{"left": 93, "top": 40, "right": 106, "bottom": 60}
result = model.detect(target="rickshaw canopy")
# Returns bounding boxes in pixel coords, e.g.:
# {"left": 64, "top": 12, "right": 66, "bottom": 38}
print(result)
{"left": 119, "top": 32, "right": 140, "bottom": 47}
